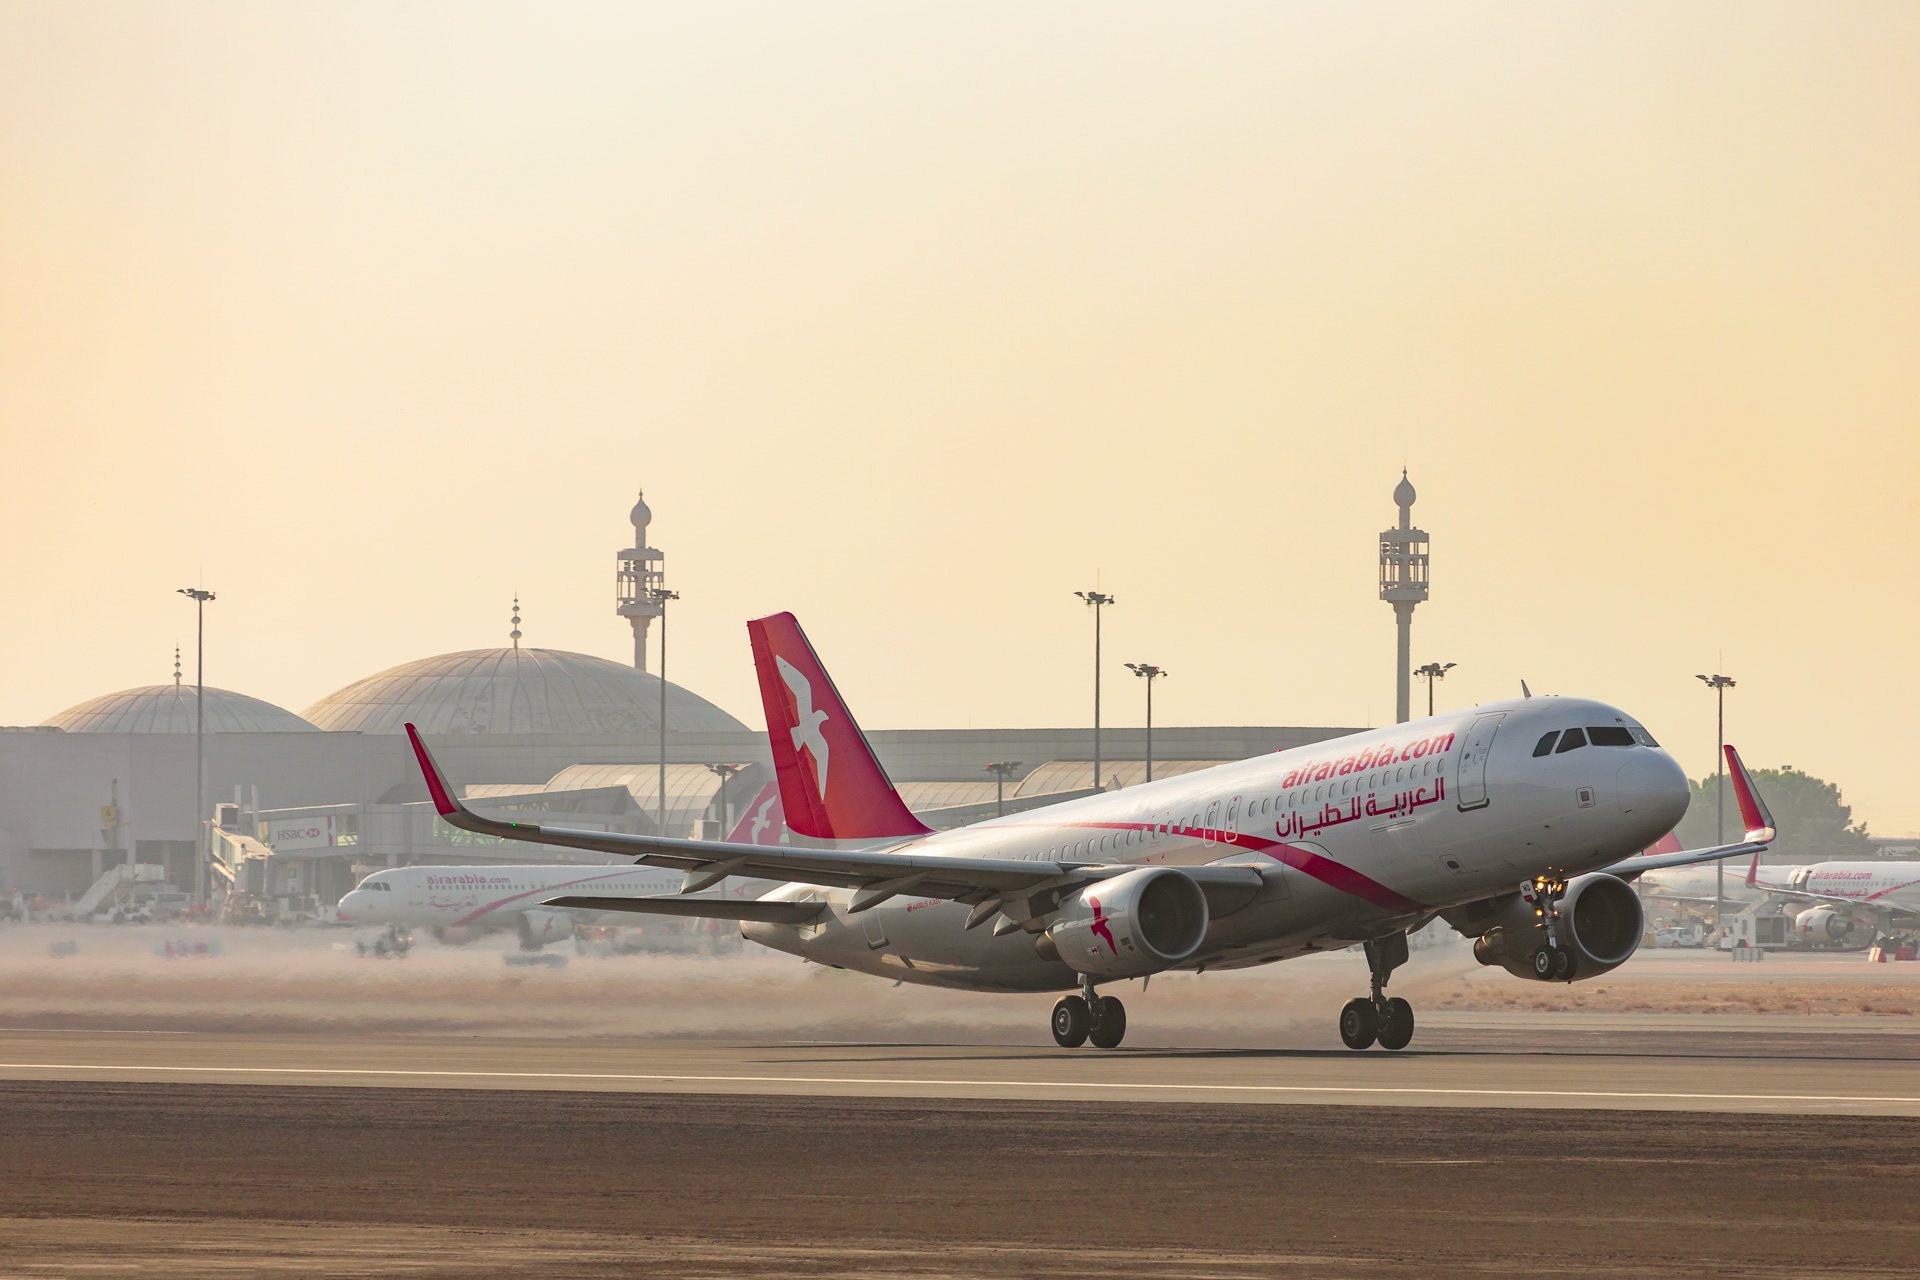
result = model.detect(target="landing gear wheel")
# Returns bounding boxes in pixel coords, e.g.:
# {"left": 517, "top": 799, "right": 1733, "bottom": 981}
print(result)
{"left": 1339, "top": 997, "right": 1379, "bottom": 1050}
{"left": 1551, "top": 948, "right": 1577, "bottom": 981}
{"left": 1377, "top": 997, "right": 1415, "bottom": 1051}
{"left": 1051, "top": 995, "right": 1091, "bottom": 1048}
{"left": 1089, "top": 996, "right": 1127, "bottom": 1049}
{"left": 1530, "top": 946, "right": 1556, "bottom": 979}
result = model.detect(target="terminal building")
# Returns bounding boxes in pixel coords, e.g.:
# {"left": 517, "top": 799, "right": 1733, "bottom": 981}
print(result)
{"left": 0, "top": 492, "right": 1359, "bottom": 914}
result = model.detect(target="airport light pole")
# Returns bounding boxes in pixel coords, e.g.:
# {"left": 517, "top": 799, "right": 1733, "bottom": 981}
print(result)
{"left": 1124, "top": 664, "right": 1167, "bottom": 782}
{"left": 706, "top": 762, "right": 745, "bottom": 838}
{"left": 985, "top": 761, "right": 1022, "bottom": 818}
{"left": 177, "top": 587, "right": 215, "bottom": 906}
{"left": 1695, "top": 672, "right": 1737, "bottom": 931}
{"left": 1075, "top": 591, "right": 1115, "bottom": 791}
{"left": 650, "top": 587, "right": 680, "bottom": 833}
{"left": 1414, "top": 661, "right": 1455, "bottom": 717}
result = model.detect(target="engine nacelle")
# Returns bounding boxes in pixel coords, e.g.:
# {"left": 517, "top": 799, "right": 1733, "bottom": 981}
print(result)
{"left": 1794, "top": 906, "right": 1873, "bottom": 948}
{"left": 516, "top": 909, "right": 576, "bottom": 951}
{"left": 1472, "top": 872, "right": 1643, "bottom": 983}
{"left": 1043, "top": 867, "right": 1209, "bottom": 979}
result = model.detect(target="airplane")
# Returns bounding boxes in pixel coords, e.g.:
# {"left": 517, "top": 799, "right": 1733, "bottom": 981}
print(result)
{"left": 1742, "top": 851, "right": 1919, "bottom": 948}
{"left": 337, "top": 782, "right": 786, "bottom": 949}
{"left": 393, "top": 611, "right": 1777, "bottom": 1051}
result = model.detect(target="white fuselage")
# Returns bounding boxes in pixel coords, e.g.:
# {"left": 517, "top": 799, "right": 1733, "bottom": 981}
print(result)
{"left": 742, "top": 697, "right": 1689, "bottom": 991}
{"left": 1762, "top": 861, "right": 1920, "bottom": 923}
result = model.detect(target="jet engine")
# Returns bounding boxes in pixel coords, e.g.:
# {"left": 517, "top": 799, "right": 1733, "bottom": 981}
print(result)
{"left": 1042, "top": 867, "right": 1209, "bottom": 979}
{"left": 1472, "top": 872, "right": 1643, "bottom": 983}
{"left": 516, "top": 909, "right": 576, "bottom": 951}
{"left": 1793, "top": 906, "right": 1873, "bottom": 948}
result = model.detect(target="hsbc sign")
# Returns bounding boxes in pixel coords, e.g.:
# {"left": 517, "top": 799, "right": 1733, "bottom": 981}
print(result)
{"left": 268, "top": 816, "right": 335, "bottom": 850}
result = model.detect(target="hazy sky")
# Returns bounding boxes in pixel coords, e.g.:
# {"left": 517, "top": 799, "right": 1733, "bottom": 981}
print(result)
{"left": 3, "top": 2, "right": 1916, "bottom": 833}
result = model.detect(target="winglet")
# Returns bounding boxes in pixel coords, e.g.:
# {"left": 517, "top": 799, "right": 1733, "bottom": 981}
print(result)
{"left": 1724, "top": 745, "right": 1776, "bottom": 842}
{"left": 405, "top": 722, "right": 462, "bottom": 817}
{"left": 1745, "top": 848, "right": 1761, "bottom": 889}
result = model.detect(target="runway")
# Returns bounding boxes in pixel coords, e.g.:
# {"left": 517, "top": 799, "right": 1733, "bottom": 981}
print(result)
{"left": 6, "top": 1079, "right": 1919, "bottom": 1278}
{"left": 4, "top": 1011, "right": 1919, "bottom": 1115}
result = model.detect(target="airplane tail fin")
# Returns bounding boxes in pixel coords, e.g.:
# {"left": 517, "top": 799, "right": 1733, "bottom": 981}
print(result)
{"left": 1640, "top": 830, "right": 1683, "bottom": 857}
{"left": 746, "top": 612, "right": 931, "bottom": 841}
{"left": 724, "top": 782, "right": 787, "bottom": 846}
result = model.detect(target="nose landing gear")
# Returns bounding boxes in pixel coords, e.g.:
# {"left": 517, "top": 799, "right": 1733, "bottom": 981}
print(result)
{"left": 1522, "top": 875, "right": 1577, "bottom": 982}
{"left": 1052, "top": 974, "right": 1127, "bottom": 1049}
{"left": 1339, "top": 931, "right": 1415, "bottom": 1051}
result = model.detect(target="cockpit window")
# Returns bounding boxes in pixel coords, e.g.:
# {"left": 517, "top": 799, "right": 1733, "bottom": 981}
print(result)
{"left": 1555, "top": 727, "right": 1587, "bottom": 753}
{"left": 1628, "top": 725, "right": 1659, "bottom": 747}
{"left": 1587, "top": 726, "right": 1634, "bottom": 747}
{"left": 1533, "top": 732, "right": 1558, "bottom": 757}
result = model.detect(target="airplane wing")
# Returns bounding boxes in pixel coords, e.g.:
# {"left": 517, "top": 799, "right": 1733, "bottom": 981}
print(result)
{"left": 1602, "top": 745, "right": 1776, "bottom": 881}
{"left": 406, "top": 725, "right": 1264, "bottom": 921}
{"left": 542, "top": 895, "right": 828, "bottom": 924}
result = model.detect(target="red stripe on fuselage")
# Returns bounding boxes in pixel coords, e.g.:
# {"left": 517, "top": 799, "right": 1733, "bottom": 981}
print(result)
{"left": 996, "top": 819, "right": 1426, "bottom": 914}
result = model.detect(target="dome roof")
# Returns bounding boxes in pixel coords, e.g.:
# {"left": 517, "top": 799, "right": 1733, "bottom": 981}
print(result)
{"left": 44, "top": 685, "right": 320, "bottom": 734}
{"left": 629, "top": 491, "right": 652, "bottom": 528}
{"left": 1393, "top": 469, "right": 1417, "bottom": 508}
{"left": 301, "top": 647, "right": 748, "bottom": 736}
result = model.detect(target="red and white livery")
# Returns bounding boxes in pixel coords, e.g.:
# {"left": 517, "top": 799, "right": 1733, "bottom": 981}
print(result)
{"left": 376, "top": 610, "right": 1776, "bottom": 1050}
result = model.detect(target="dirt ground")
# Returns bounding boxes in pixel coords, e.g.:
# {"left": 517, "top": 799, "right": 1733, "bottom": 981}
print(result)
{"left": 2, "top": 1082, "right": 1916, "bottom": 1278}
{"left": 2, "top": 923, "right": 1915, "bottom": 1043}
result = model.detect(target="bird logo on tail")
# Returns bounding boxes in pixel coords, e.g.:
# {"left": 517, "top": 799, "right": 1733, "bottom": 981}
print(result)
{"left": 776, "top": 655, "right": 831, "bottom": 797}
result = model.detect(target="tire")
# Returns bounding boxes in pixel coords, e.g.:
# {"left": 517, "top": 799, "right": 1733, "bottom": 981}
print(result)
{"left": 1551, "top": 948, "right": 1577, "bottom": 981}
{"left": 1339, "top": 997, "right": 1379, "bottom": 1050}
{"left": 1530, "top": 946, "right": 1555, "bottom": 979}
{"left": 1051, "top": 996, "right": 1091, "bottom": 1048}
{"left": 1377, "top": 997, "right": 1414, "bottom": 1051}
{"left": 1089, "top": 997, "right": 1127, "bottom": 1049}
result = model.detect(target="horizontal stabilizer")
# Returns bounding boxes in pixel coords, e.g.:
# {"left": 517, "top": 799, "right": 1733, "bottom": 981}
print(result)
{"left": 543, "top": 895, "right": 827, "bottom": 924}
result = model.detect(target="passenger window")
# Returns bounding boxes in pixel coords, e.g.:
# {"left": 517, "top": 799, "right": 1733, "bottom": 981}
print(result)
{"left": 1533, "top": 732, "right": 1558, "bottom": 757}
{"left": 1588, "top": 726, "right": 1634, "bottom": 747}
{"left": 1556, "top": 728, "right": 1587, "bottom": 753}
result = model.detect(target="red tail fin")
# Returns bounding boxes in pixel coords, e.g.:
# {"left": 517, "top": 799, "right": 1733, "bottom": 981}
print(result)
{"left": 724, "top": 782, "right": 787, "bottom": 846}
{"left": 1641, "top": 830, "right": 1682, "bottom": 857}
{"left": 746, "top": 613, "right": 931, "bottom": 841}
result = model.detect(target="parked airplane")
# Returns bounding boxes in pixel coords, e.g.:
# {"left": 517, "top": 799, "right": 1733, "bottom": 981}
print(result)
{"left": 1744, "top": 852, "right": 1918, "bottom": 947}
{"left": 398, "top": 611, "right": 1776, "bottom": 1051}
{"left": 337, "top": 783, "right": 786, "bottom": 948}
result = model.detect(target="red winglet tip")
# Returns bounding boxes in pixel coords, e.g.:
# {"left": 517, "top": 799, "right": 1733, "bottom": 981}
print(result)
{"left": 405, "top": 722, "right": 458, "bottom": 817}
{"left": 1723, "top": 745, "right": 1775, "bottom": 840}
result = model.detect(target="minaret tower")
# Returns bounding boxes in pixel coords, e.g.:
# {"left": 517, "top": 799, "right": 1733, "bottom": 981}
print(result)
{"left": 615, "top": 491, "right": 666, "bottom": 671}
{"left": 1378, "top": 470, "right": 1430, "bottom": 724}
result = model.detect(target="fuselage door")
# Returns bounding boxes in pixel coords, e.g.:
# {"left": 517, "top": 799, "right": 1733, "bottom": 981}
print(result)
{"left": 1204, "top": 799, "right": 1220, "bottom": 846}
{"left": 1455, "top": 713, "right": 1507, "bottom": 812}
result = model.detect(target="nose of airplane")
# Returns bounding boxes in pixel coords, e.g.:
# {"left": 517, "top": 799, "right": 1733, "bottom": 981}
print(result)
{"left": 1616, "top": 751, "right": 1690, "bottom": 830}
{"left": 337, "top": 889, "right": 372, "bottom": 924}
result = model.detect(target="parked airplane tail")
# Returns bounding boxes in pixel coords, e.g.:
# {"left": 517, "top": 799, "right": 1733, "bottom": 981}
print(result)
{"left": 724, "top": 782, "right": 787, "bottom": 846}
{"left": 746, "top": 612, "right": 932, "bottom": 841}
{"left": 1640, "top": 831, "right": 1683, "bottom": 857}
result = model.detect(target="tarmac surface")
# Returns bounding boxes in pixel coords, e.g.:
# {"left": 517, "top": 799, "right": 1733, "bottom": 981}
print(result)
{"left": 5, "top": 932, "right": 1920, "bottom": 1274}
{"left": 2, "top": 1012, "right": 1919, "bottom": 1115}
{"left": 5, "top": 1080, "right": 1919, "bottom": 1278}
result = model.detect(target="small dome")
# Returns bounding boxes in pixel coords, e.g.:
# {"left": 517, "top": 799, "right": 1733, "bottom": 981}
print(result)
{"left": 301, "top": 647, "right": 747, "bottom": 736}
{"left": 1393, "top": 470, "right": 1417, "bottom": 508}
{"left": 44, "top": 685, "right": 319, "bottom": 734}
{"left": 629, "top": 491, "right": 652, "bottom": 529}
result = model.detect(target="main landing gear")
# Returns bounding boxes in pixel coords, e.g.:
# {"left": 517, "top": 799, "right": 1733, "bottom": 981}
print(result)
{"left": 1339, "top": 931, "right": 1415, "bottom": 1051}
{"left": 1052, "top": 974, "right": 1126, "bottom": 1049}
